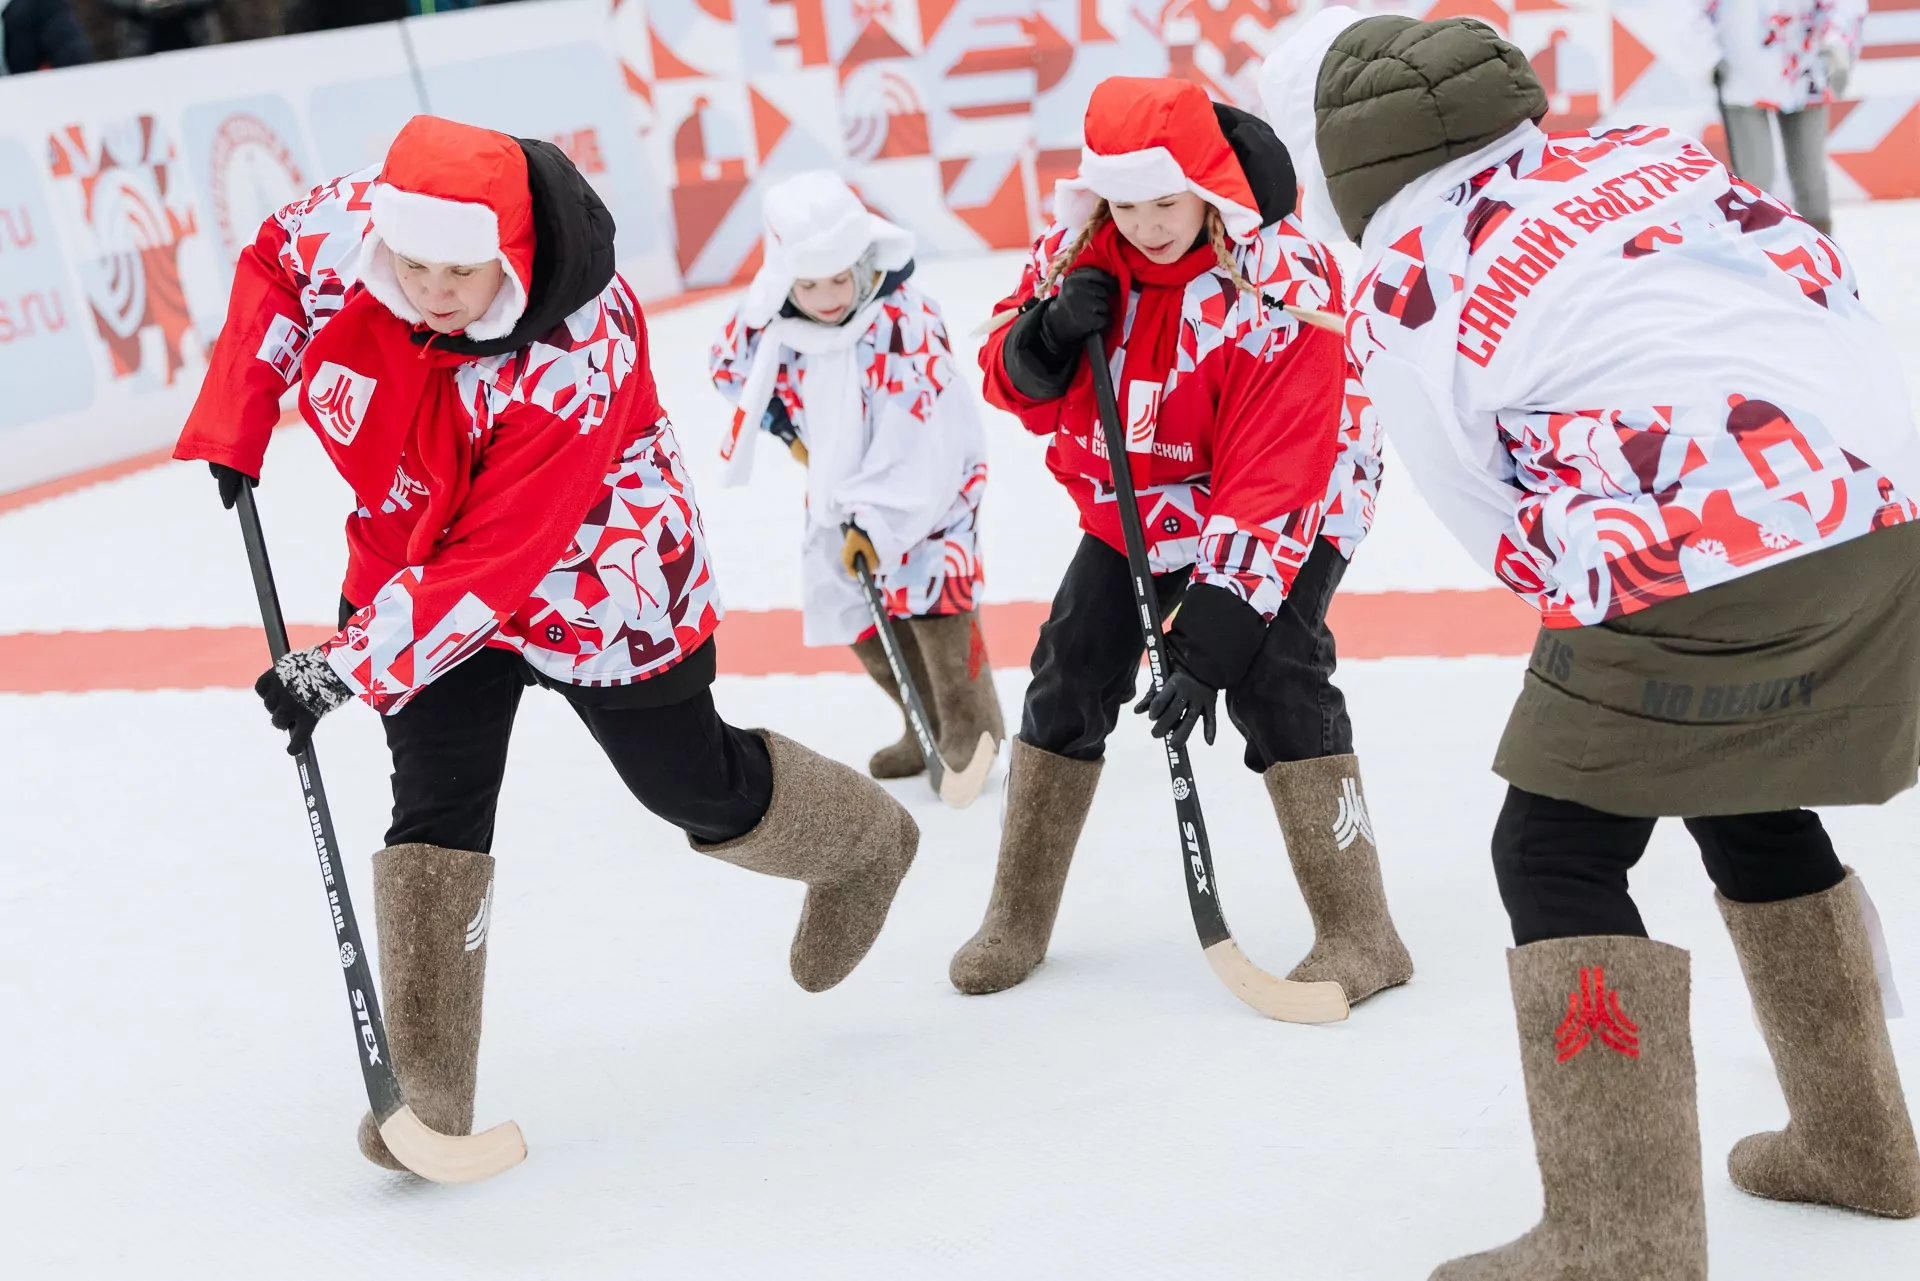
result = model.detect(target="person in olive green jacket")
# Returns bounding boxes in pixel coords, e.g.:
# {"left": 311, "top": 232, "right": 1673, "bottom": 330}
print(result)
{"left": 1268, "top": 12, "right": 1920, "bottom": 1281}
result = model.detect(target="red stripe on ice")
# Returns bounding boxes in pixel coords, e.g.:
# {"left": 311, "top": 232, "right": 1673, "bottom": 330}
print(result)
{"left": 0, "top": 591, "right": 1536, "bottom": 695}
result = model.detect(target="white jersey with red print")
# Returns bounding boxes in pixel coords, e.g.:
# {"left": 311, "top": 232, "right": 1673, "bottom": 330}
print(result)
{"left": 177, "top": 165, "right": 721, "bottom": 711}
{"left": 709, "top": 278, "right": 988, "bottom": 646}
{"left": 983, "top": 213, "right": 1357, "bottom": 620}
{"left": 1693, "top": 1, "right": 1866, "bottom": 113}
{"left": 1346, "top": 121, "right": 1920, "bottom": 630}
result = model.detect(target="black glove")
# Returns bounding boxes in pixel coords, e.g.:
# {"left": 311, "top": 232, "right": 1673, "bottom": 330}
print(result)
{"left": 209, "top": 462, "right": 258, "bottom": 510}
{"left": 762, "top": 396, "right": 798, "bottom": 446}
{"left": 1039, "top": 267, "right": 1115, "bottom": 353}
{"left": 1002, "top": 267, "right": 1116, "bottom": 402}
{"left": 255, "top": 647, "right": 352, "bottom": 756}
{"left": 1134, "top": 583, "right": 1271, "bottom": 747}
{"left": 1136, "top": 667, "right": 1218, "bottom": 747}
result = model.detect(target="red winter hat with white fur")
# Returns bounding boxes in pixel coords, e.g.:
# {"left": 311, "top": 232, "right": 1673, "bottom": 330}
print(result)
{"left": 360, "top": 116, "right": 535, "bottom": 341}
{"left": 1053, "top": 77, "right": 1263, "bottom": 244}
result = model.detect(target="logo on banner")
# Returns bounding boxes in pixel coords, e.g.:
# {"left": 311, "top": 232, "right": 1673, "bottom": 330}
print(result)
{"left": 207, "top": 112, "right": 305, "bottom": 266}
{"left": 1125, "top": 380, "right": 1161, "bottom": 454}
{"left": 309, "top": 362, "right": 375, "bottom": 445}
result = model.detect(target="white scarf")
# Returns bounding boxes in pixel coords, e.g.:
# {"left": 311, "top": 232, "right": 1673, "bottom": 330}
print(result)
{"left": 718, "top": 296, "right": 887, "bottom": 535}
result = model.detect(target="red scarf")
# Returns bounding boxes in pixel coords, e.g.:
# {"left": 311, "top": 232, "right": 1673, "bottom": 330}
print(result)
{"left": 301, "top": 290, "right": 478, "bottom": 566}
{"left": 1069, "top": 219, "right": 1217, "bottom": 489}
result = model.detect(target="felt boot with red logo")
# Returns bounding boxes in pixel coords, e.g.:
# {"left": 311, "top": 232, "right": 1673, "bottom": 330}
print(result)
{"left": 1718, "top": 873, "right": 1920, "bottom": 1218}
{"left": 1430, "top": 936, "right": 1707, "bottom": 1281}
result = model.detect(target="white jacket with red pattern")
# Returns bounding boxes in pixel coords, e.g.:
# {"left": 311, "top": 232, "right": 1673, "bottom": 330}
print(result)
{"left": 1346, "top": 121, "right": 1920, "bottom": 629}
{"left": 982, "top": 213, "right": 1359, "bottom": 621}
{"left": 1695, "top": 0, "right": 1867, "bottom": 113}
{"left": 175, "top": 147, "right": 720, "bottom": 713}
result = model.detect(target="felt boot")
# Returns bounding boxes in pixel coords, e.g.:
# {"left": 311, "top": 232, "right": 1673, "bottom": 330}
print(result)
{"left": 1431, "top": 935, "right": 1706, "bottom": 1280}
{"left": 356, "top": 844, "right": 496, "bottom": 1171}
{"left": 692, "top": 730, "right": 919, "bottom": 992}
{"left": 1265, "top": 754, "right": 1412, "bottom": 1004}
{"left": 1718, "top": 872, "right": 1920, "bottom": 1217}
{"left": 950, "top": 738, "right": 1101, "bottom": 994}
{"left": 908, "top": 610, "right": 1005, "bottom": 774}
{"left": 852, "top": 631, "right": 936, "bottom": 779}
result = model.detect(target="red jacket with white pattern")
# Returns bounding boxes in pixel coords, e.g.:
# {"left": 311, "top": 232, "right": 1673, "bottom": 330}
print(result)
{"left": 175, "top": 165, "right": 720, "bottom": 712}
{"left": 981, "top": 214, "right": 1347, "bottom": 620}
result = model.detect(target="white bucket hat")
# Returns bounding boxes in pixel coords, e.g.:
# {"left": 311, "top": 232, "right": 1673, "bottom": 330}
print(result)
{"left": 740, "top": 171, "right": 914, "bottom": 328}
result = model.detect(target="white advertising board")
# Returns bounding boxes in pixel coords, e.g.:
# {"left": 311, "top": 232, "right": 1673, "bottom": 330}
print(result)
{"left": 0, "top": 2, "right": 678, "bottom": 492}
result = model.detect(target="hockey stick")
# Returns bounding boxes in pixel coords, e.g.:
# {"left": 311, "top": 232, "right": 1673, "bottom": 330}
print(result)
{"left": 846, "top": 527, "right": 995, "bottom": 808}
{"left": 234, "top": 486, "right": 526, "bottom": 1182}
{"left": 1284, "top": 305, "right": 1344, "bottom": 334}
{"left": 1081, "top": 335, "right": 1349, "bottom": 1024}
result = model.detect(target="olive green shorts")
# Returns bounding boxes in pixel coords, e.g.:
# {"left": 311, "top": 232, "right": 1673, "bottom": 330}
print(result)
{"left": 1493, "top": 522, "right": 1920, "bottom": 817}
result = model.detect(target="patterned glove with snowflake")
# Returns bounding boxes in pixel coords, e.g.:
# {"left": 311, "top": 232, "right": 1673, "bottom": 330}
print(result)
{"left": 255, "top": 647, "right": 352, "bottom": 756}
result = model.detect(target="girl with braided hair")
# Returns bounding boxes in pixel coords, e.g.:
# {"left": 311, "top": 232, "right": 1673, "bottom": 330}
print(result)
{"left": 949, "top": 76, "right": 1412, "bottom": 1007}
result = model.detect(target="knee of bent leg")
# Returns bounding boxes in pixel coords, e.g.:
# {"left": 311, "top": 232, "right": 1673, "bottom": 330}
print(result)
{"left": 1686, "top": 809, "right": 1844, "bottom": 904}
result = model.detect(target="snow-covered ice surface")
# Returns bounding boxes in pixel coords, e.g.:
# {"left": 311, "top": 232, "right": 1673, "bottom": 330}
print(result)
{"left": 5, "top": 203, "right": 1920, "bottom": 1278}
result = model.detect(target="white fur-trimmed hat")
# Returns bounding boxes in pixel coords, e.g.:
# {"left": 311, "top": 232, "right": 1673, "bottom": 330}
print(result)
{"left": 357, "top": 116, "right": 535, "bottom": 341}
{"left": 740, "top": 171, "right": 913, "bottom": 328}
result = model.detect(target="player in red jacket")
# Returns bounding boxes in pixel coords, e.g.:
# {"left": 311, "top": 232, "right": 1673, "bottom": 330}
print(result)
{"left": 175, "top": 116, "right": 918, "bottom": 1170}
{"left": 948, "top": 78, "right": 1411, "bottom": 1005}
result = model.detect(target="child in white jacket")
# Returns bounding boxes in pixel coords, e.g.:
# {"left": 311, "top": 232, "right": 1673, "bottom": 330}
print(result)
{"left": 711, "top": 171, "right": 1002, "bottom": 783}
{"left": 1695, "top": 0, "right": 1867, "bottom": 233}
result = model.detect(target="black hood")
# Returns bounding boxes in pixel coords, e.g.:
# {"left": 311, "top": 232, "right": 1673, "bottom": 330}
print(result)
{"left": 422, "top": 137, "right": 617, "bottom": 358}
{"left": 1212, "top": 102, "right": 1297, "bottom": 228}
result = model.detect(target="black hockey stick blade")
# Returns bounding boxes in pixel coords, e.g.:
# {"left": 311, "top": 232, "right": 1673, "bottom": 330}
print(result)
{"left": 1081, "top": 334, "right": 1347, "bottom": 1024}
{"left": 847, "top": 533, "right": 994, "bottom": 807}
{"left": 236, "top": 486, "right": 528, "bottom": 1181}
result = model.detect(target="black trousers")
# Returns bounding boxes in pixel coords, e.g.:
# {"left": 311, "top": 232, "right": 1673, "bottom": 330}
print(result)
{"left": 1492, "top": 786, "right": 1847, "bottom": 945}
{"left": 1021, "top": 534, "right": 1353, "bottom": 771}
{"left": 379, "top": 646, "right": 773, "bottom": 852}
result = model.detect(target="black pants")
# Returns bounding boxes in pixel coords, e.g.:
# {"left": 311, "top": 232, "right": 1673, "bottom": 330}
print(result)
{"left": 1493, "top": 786, "right": 1847, "bottom": 945}
{"left": 380, "top": 647, "right": 773, "bottom": 852}
{"left": 1021, "top": 534, "right": 1353, "bottom": 771}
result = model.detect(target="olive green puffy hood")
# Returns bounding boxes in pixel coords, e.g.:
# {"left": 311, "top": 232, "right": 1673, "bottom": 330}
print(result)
{"left": 1315, "top": 15, "right": 1546, "bottom": 244}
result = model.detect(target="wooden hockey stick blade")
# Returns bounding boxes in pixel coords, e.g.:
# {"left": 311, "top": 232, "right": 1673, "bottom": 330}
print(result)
{"left": 378, "top": 1106, "right": 527, "bottom": 1184}
{"left": 1203, "top": 939, "right": 1350, "bottom": 1024}
{"left": 936, "top": 731, "right": 997, "bottom": 808}
{"left": 1284, "top": 305, "right": 1344, "bottom": 334}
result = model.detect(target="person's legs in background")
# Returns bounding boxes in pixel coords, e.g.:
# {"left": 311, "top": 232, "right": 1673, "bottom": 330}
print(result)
{"left": 1777, "top": 105, "right": 1834, "bottom": 234}
{"left": 1722, "top": 103, "right": 1778, "bottom": 192}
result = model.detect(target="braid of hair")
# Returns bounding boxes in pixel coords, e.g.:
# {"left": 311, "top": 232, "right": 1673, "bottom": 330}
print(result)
{"left": 1206, "top": 206, "right": 1255, "bottom": 294}
{"left": 980, "top": 199, "right": 1111, "bottom": 335}
{"left": 1039, "top": 198, "right": 1110, "bottom": 298}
